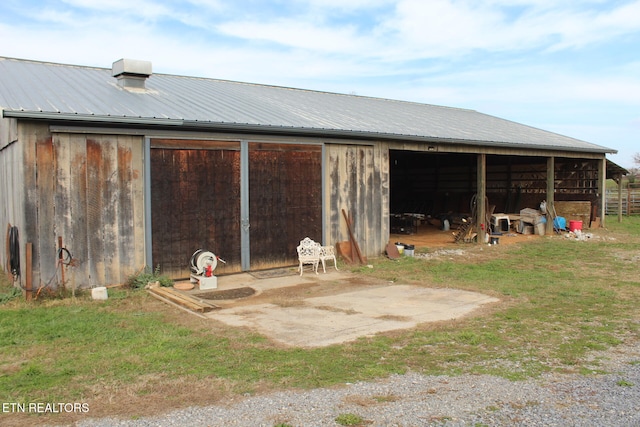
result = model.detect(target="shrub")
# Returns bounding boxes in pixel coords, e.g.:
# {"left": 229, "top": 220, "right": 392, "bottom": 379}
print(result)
{"left": 126, "top": 265, "right": 173, "bottom": 289}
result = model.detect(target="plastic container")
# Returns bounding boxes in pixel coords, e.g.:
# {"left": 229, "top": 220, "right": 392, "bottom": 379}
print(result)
{"left": 569, "top": 220, "right": 583, "bottom": 232}
{"left": 395, "top": 243, "right": 404, "bottom": 255}
{"left": 91, "top": 286, "right": 108, "bottom": 300}
{"left": 403, "top": 244, "right": 415, "bottom": 257}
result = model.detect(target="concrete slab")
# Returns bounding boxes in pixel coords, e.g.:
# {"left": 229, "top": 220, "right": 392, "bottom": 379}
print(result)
{"left": 205, "top": 274, "right": 499, "bottom": 347}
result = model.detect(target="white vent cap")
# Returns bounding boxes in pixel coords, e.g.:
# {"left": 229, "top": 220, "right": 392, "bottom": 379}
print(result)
{"left": 112, "top": 58, "right": 152, "bottom": 78}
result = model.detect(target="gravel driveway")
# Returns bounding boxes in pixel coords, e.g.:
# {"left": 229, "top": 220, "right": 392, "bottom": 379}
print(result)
{"left": 78, "top": 342, "right": 639, "bottom": 427}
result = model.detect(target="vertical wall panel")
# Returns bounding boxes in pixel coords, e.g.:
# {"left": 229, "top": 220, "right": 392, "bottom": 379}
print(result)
{"left": 85, "top": 139, "right": 106, "bottom": 285}
{"left": 117, "top": 139, "right": 141, "bottom": 277}
{"left": 35, "top": 136, "right": 57, "bottom": 289}
{"left": 67, "top": 134, "right": 89, "bottom": 288}
{"left": 248, "top": 143, "right": 322, "bottom": 270}
{"left": 22, "top": 124, "right": 42, "bottom": 287}
{"left": 32, "top": 132, "right": 146, "bottom": 289}
{"left": 326, "top": 143, "right": 388, "bottom": 257}
{"left": 99, "top": 138, "right": 120, "bottom": 285}
{"left": 150, "top": 140, "right": 242, "bottom": 279}
{"left": 0, "top": 120, "right": 25, "bottom": 278}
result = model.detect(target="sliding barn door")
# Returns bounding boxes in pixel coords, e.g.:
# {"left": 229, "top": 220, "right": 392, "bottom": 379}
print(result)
{"left": 150, "top": 139, "right": 322, "bottom": 276}
{"left": 248, "top": 143, "right": 322, "bottom": 270}
{"left": 150, "top": 140, "right": 241, "bottom": 278}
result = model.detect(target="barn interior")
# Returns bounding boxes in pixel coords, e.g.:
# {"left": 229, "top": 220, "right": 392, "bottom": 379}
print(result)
{"left": 388, "top": 150, "right": 600, "bottom": 247}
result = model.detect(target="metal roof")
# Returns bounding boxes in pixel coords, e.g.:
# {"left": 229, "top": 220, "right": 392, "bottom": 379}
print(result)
{"left": 0, "top": 56, "right": 615, "bottom": 154}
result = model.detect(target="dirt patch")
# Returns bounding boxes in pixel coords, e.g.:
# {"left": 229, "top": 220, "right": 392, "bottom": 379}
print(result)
{"left": 223, "top": 276, "right": 391, "bottom": 308}
{"left": 198, "top": 287, "right": 256, "bottom": 300}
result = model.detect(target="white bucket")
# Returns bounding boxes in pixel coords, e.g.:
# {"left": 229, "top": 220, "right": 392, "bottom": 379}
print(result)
{"left": 91, "top": 286, "right": 108, "bottom": 300}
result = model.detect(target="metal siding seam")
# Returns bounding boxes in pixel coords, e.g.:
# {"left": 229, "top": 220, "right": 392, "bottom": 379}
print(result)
{"left": 144, "top": 137, "right": 153, "bottom": 269}
{"left": 240, "top": 140, "right": 250, "bottom": 271}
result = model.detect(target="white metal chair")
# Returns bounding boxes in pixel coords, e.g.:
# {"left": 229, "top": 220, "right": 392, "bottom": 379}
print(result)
{"left": 319, "top": 245, "right": 339, "bottom": 273}
{"left": 297, "top": 237, "right": 320, "bottom": 276}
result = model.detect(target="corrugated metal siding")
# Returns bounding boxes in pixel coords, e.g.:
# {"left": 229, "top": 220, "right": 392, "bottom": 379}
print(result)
{"left": 0, "top": 57, "right": 613, "bottom": 154}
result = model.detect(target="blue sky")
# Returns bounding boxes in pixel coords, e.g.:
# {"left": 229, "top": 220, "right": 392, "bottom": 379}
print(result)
{"left": 1, "top": 0, "right": 638, "bottom": 169}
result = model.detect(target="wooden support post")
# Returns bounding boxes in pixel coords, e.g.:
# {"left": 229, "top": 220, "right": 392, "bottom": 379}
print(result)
{"left": 617, "top": 174, "right": 623, "bottom": 223}
{"left": 58, "top": 236, "right": 65, "bottom": 287}
{"left": 476, "top": 154, "right": 486, "bottom": 243}
{"left": 598, "top": 158, "right": 607, "bottom": 227}
{"left": 25, "top": 242, "right": 33, "bottom": 302}
{"left": 546, "top": 157, "right": 555, "bottom": 234}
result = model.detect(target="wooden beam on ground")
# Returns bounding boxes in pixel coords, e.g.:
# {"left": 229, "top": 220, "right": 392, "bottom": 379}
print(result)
{"left": 147, "top": 284, "right": 219, "bottom": 313}
{"left": 147, "top": 292, "right": 208, "bottom": 319}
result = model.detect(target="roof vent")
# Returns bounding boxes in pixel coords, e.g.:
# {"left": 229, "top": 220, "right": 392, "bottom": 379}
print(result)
{"left": 112, "top": 58, "right": 152, "bottom": 89}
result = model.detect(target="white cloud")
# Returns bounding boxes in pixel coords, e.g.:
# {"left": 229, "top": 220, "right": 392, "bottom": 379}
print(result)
{"left": 372, "top": 0, "right": 640, "bottom": 59}
{"left": 2, "top": 0, "right": 640, "bottom": 167}
{"left": 59, "top": 0, "right": 173, "bottom": 17}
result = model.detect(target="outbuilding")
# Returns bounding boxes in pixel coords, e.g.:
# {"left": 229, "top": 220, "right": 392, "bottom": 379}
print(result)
{"left": 0, "top": 57, "right": 621, "bottom": 290}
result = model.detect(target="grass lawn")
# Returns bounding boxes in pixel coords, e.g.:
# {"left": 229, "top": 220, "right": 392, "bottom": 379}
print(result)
{"left": 1, "top": 215, "right": 639, "bottom": 425}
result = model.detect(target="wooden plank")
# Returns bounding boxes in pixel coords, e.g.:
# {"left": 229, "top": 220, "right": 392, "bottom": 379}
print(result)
{"left": 68, "top": 134, "right": 89, "bottom": 289}
{"left": 130, "top": 137, "right": 146, "bottom": 271}
{"left": 100, "top": 137, "right": 119, "bottom": 285}
{"left": 149, "top": 288, "right": 208, "bottom": 312}
{"left": 116, "top": 137, "right": 138, "bottom": 280}
{"left": 35, "top": 136, "right": 57, "bottom": 286}
{"left": 53, "top": 134, "right": 72, "bottom": 289}
{"left": 151, "top": 287, "right": 204, "bottom": 310}
{"left": 147, "top": 291, "right": 208, "bottom": 319}
{"left": 86, "top": 139, "right": 106, "bottom": 286}
{"left": 147, "top": 284, "right": 219, "bottom": 312}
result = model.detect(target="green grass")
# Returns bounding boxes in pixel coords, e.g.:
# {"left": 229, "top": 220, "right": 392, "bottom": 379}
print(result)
{"left": 335, "top": 413, "right": 366, "bottom": 426}
{"left": 1, "top": 215, "right": 639, "bottom": 422}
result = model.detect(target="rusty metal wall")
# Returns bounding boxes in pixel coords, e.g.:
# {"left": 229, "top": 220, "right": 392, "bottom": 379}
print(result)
{"left": 150, "top": 140, "right": 242, "bottom": 279}
{"left": 248, "top": 142, "right": 322, "bottom": 270}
